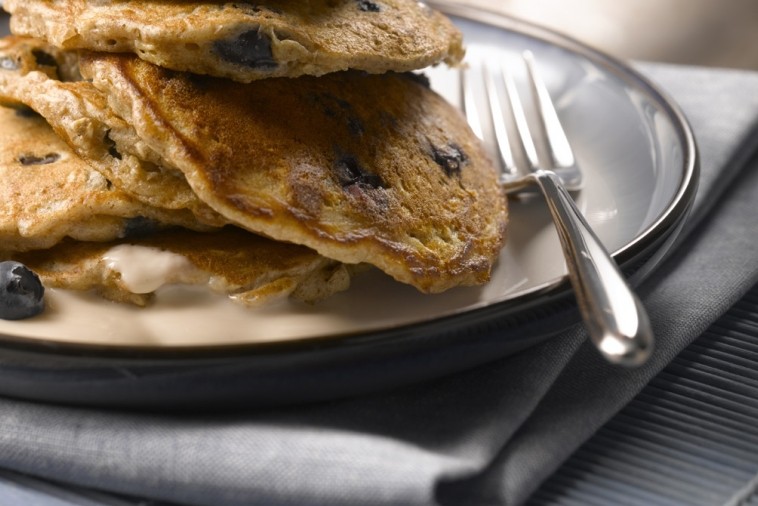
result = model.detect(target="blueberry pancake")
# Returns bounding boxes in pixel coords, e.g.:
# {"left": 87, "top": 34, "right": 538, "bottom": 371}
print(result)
{"left": 0, "top": 105, "right": 213, "bottom": 253}
{"left": 0, "top": 36, "right": 227, "bottom": 227}
{"left": 0, "top": 37, "right": 506, "bottom": 293}
{"left": 2, "top": 0, "right": 464, "bottom": 82}
{"left": 81, "top": 53, "right": 508, "bottom": 293}
{"left": 13, "top": 227, "right": 351, "bottom": 307}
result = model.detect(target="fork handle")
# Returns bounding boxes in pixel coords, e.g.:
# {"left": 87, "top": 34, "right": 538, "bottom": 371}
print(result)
{"left": 529, "top": 169, "right": 654, "bottom": 366}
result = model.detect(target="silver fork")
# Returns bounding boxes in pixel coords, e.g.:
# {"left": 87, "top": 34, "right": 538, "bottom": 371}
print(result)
{"left": 461, "top": 51, "right": 653, "bottom": 366}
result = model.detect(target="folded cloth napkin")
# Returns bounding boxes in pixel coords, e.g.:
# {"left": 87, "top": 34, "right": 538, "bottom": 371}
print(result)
{"left": 1, "top": 63, "right": 758, "bottom": 506}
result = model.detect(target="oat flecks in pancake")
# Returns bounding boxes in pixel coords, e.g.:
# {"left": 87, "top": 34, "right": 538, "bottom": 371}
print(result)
{"left": 0, "top": 105, "right": 214, "bottom": 253}
{"left": 81, "top": 54, "right": 508, "bottom": 293}
{"left": 0, "top": 36, "right": 227, "bottom": 227}
{"left": 14, "top": 227, "right": 351, "bottom": 307}
{"left": 2, "top": 0, "right": 464, "bottom": 82}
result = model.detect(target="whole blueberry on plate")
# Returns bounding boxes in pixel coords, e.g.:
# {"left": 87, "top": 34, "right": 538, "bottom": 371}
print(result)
{"left": 0, "top": 261, "right": 45, "bottom": 320}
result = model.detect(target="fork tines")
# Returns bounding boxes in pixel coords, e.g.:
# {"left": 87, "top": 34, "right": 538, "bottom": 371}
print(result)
{"left": 459, "top": 51, "right": 582, "bottom": 191}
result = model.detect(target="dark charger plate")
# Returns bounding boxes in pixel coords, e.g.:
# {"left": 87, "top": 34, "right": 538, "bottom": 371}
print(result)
{"left": 0, "top": 3, "right": 698, "bottom": 410}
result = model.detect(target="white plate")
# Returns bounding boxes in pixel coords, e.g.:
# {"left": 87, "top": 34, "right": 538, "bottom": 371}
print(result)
{"left": 0, "top": 6, "right": 697, "bottom": 350}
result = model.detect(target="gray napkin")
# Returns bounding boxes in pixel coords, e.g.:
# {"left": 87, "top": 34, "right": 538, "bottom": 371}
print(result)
{"left": 1, "top": 63, "right": 758, "bottom": 506}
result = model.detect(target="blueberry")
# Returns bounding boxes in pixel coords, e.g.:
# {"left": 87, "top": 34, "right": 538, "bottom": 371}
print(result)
{"left": 213, "top": 28, "right": 278, "bottom": 70}
{"left": 121, "top": 216, "right": 161, "bottom": 238}
{"left": 312, "top": 93, "right": 364, "bottom": 137}
{"left": 334, "top": 155, "right": 385, "bottom": 189}
{"left": 430, "top": 142, "right": 468, "bottom": 177}
{"left": 103, "top": 130, "right": 122, "bottom": 160}
{"left": 14, "top": 106, "right": 40, "bottom": 118}
{"left": 0, "top": 261, "right": 45, "bottom": 320}
{"left": 18, "top": 153, "right": 60, "bottom": 166}
{"left": 31, "top": 49, "right": 58, "bottom": 68}
{"left": 357, "top": 0, "right": 381, "bottom": 12}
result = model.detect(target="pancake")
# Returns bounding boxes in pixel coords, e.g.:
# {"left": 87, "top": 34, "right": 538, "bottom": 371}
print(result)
{"left": 0, "top": 36, "right": 227, "bottom": 227}
{"left": 2, "top": 0, "right": 464, "bottom": 82}
{"left": 80, "top": 53, "right": 508, "bottom": 293}
{"left": 13, "top": 227, "right": 351, "bottom": 306}
{"left": 0, "top": 37, "right": 507, "bottom": 293}
{"left": 0, "top": 105, "right": 214, "bottom": 253}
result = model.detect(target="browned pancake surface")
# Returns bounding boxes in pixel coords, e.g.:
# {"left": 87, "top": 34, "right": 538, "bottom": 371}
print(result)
{"left": 3, "top": 0, "right": 464, "bottom": 82}
{"left": 0, "top": 36, "right": 227, "bottom": 227}
{"left": 82, "top": 54, "right": 508, "bottom": 293}
{"left": 0, "top": 105, "right": 212, "bottom": 252}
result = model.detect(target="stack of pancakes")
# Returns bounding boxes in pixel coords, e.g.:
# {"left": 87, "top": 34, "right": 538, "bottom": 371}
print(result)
{"left": 0, "top": 0, "right": 507, "bottom": 308}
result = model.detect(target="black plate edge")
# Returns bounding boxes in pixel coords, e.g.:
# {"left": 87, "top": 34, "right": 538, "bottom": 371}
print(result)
{"left": 0, "top": 4, "right": 699, "bottom": 366}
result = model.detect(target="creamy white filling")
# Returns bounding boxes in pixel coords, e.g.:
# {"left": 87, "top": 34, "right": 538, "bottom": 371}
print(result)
{"left": 102, "top": 244, "right": 197, "bottom": 294}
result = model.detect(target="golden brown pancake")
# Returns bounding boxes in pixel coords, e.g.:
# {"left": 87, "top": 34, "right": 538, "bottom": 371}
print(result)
{"left": 14, "top": 227, "right": 351, "bottom": 306}
{"left": 0, "top": 104, "right": 214, "bottom": 253}
{"left": 0, "top": 36, "right": 507, "bottom": 293}
{"left": 0, "top": 36, "right": 227, "bottom": 227}
{"left": 2, "top": 0, "right": 464, "bottom": 82}
{"left": 81, "top": 53, "right": 508, "bottom": 293}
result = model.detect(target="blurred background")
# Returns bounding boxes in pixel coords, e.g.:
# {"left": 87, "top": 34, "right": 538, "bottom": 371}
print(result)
{"left": 468, "top": 0, "right": 758, "bottom": 70}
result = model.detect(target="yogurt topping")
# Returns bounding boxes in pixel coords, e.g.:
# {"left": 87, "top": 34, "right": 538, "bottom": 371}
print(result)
{"left": 102, "top": 244, "right": 199, "bottom": 294}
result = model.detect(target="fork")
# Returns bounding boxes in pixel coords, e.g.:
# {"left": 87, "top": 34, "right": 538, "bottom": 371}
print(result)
{"left": 461, "top": 51, "right": 653, "bottom": 366}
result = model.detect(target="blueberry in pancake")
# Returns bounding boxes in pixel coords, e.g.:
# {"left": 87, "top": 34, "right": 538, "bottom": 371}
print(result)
{"left": 2, "top": 0, "right": 464, "bottom": 82}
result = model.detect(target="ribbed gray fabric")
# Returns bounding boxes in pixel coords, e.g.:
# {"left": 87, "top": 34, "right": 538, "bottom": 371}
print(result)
{"left": 0, "top": 469, "right": 140, "bottom": 506}
{"left": 528, "top": 288, "right": 758, "bottom": 506}
{"left": 743, "top": 488, "right": 758, "bottom": 506}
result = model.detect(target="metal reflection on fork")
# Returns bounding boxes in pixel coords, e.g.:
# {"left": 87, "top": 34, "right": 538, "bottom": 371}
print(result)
{"left": 461, "top": 51, "right": 653, "bottom": 366}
